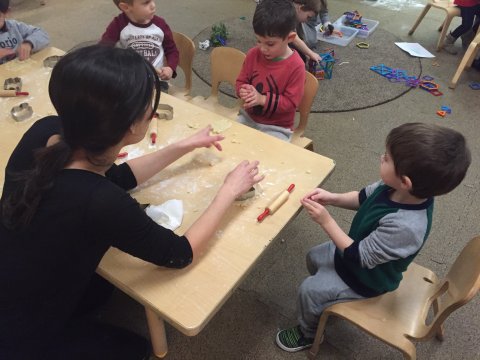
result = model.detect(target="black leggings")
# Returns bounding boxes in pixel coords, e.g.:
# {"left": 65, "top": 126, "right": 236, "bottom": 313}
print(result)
{"left": 45, "top": 275, "right": 150, "bottom": 360}
{"left": 451, "top": 5, "right": 480, "bottom": 38}
{"left": 43, "top": 319, "right": 150, "bottom": 360}
{"left": 1, "top": 275, "right": 149, "bottom": 360}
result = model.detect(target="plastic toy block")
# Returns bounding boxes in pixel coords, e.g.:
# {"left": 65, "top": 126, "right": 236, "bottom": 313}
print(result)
{"left": 441, "top": 106, "right": 452, "bottom": 114}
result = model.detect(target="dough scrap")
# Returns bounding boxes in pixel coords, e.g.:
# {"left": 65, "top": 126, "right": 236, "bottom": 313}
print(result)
{"left": 211, "top": 119, "right": 231, "bottom": 133}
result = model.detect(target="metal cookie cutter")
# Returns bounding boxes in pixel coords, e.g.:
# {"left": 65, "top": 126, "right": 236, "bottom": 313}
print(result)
{"left": 4, "top": 77, "right": 22, "bottom": 91}
{"left": 11, "top": 102, "right": 33, "bottom": 122}
{"left": 154, "top": 104, "right": 173, "bottom": 120}
{"left": 43, "top": 55, "right": 63, "bottom": 68}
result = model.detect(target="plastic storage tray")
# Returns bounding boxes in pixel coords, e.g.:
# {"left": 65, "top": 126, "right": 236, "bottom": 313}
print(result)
{"left": 333, "top": 15, "right": 379, "bottom": 39}
{"left": 316, "top": 25, "right": 358, "bottom": 47}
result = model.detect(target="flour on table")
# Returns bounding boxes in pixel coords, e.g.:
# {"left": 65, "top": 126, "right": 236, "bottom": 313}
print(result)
{"left": 193, "top": 150, "right": 222, "bottom": 166}
{"left": 4, "top": 58, "right": 35, "bottom": 71}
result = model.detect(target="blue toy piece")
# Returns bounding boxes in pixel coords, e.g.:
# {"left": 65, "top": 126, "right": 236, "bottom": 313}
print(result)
{"left": 441, "top": 106, "right": 452, "bottom": 114}
{"left": 307, "top": 60, "right": 325, "bottom": 80}
{"left": 318, "top": 53, "right": 335, "bottom": 79}
{"left": 469, "top": 82, "right": 480, "bottom": 90}
{"left": 370, "top": 64, "right": 393, "bottom": 76}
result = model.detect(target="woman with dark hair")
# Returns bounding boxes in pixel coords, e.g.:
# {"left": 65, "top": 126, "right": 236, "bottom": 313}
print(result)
{"left": 0, "top": 45, "right": 263, "bottom": 360}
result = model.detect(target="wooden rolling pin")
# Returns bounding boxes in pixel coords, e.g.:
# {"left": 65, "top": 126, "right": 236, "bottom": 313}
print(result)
{"left": 0, "top": 90, "right": 29, "bottom": 97}
{"left": 257, "top": 184, "right": 295, "bottom": 222}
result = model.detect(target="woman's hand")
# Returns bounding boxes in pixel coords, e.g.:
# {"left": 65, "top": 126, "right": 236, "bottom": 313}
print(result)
{"left": 302, "top": 188, "right": 335, "bottom": 205}
{"left": 301, "top": 197, "right": 332, "bottom": 226}
{"left": 182, "top": 126, "right": 224, "bottom": 151}
{"left": 221, "top": 160, "right": 264, "bottom": 200}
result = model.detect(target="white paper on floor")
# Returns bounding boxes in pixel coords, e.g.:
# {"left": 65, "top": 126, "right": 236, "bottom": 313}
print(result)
{"left": 361, "top": 0, "right": 423, "bottom": 11}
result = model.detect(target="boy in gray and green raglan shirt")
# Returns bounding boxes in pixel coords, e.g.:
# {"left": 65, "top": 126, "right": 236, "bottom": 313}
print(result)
{"left": 276, "top": 122, "right": 472, "bottom": 353}
{"left": 0, "top": 0, "right": 49, "bottom": 64}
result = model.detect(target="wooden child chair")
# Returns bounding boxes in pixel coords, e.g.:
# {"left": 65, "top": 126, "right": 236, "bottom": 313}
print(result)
{"left": 169, "top": 32, "right": 195, "bottom": 99}
{"left": 408, "top": 0, "right": 460, "bottom": 51}
{"left": 308, "top": 235, "right": 480, "bottom": 360}
{"left": 189, "top": 46, "right": 245, "bottom": 120}
{"left": 449, "top": 30, "right": 480, "bottom": 88}
{"left": 291, "top": 71, "right": 318, "bottom": 151}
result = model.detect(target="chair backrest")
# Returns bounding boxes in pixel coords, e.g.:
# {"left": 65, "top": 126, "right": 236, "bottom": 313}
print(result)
{"left": 210, "top": 47, "right": 246, "bottom": 98}
{"left": 172, "top": 32, "right": 195, "bottom": 94}
{"left": 295, "top": 71, "right": 319, "bottom": 137}
{"left": 417, "top": 236, "right": 480, "bottom": 340}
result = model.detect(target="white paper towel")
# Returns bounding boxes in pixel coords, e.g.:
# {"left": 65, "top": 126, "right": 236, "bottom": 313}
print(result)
{"left": 145, "top": 199, "right": 184, "bottom": 230}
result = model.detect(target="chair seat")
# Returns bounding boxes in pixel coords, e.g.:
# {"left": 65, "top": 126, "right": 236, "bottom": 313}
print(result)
{"left": 309, "top": 236, "right": 480, "bottom": 360}
{"left": 291, "top": 134, "right": 313, "bottom": 150}
{"left": 326, "top": 263, "right": 438, "bottom": 343}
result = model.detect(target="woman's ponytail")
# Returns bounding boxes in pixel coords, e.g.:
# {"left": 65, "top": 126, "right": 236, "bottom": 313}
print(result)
{"left": 1, "top": 140, "right": 71, "bottom": 230}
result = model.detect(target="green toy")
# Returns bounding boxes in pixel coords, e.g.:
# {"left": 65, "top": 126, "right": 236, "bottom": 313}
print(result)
{"left": 210, "top": 23, "right": 228, "bottom": 47}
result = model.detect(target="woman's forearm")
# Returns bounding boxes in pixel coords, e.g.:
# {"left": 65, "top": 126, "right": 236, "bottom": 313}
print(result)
{"left": 126, "top": 140, "right": 193, "bottom": 185}
{"left": 184, "top": 186, "right": 236, "bottom": 258}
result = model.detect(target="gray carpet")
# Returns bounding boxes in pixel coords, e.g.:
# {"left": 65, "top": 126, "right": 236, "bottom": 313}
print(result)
{"left": 192, "top": 17, "right": 423, "bottom": 113}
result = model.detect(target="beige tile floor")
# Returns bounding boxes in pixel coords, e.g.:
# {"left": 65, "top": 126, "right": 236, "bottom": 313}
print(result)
{"left": 8, "top": 0, "right": 480, "bottom": 359}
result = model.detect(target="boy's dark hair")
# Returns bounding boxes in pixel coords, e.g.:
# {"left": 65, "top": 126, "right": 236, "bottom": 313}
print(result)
{"left": 253, "top": 0, "right": 297, "bottom": 39}
{"left": 293, "top": 0, "right": 322, "bottom": 13}
{"left": 0, "top": 0, "right": 9, "bottom": 14}
{"left": 113, "top": 0, "right": 133, "bottom": 8}
{"left": 386, "top": 122, "right": 471, "bottom": 199}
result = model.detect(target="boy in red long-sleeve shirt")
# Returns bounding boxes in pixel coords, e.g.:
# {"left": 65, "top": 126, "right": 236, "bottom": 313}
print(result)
{"left": 236, "top": 0, "right": 305, "bottom": 142}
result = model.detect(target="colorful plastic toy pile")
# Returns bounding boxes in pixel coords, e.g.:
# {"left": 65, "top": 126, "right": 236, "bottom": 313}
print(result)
{"left": 343, "top": 11, "right": 368, "bottom": 31}
{"left": 370, "top": 64, "right": 443, "bottom": 96}
{"left": 308, "top": 52, "right": 336, "bottom": 80}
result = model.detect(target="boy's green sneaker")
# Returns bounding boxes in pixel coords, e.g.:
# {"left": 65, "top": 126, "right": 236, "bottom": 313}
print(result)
{"left": 275, "top": 326, "right": 314, "bottom": 352}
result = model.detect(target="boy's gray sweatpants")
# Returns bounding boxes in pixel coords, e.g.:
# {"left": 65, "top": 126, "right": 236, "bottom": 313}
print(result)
{"left": 297, "top": 241, "right": 365, "bottom": 338}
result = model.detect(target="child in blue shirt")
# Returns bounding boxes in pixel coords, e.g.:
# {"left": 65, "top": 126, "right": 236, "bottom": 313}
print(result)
{"left": 0, "top": 0, "right": 49, "bottom": 64}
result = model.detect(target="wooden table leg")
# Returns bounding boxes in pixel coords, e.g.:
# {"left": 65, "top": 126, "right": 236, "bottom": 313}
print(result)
{"left": 145, "top": 307, "right": 168, "bottom": 358}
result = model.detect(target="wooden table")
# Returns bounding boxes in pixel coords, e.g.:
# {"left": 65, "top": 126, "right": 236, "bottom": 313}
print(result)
{"left": 0, "top": 47, "right": 336, "bottom": 358}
